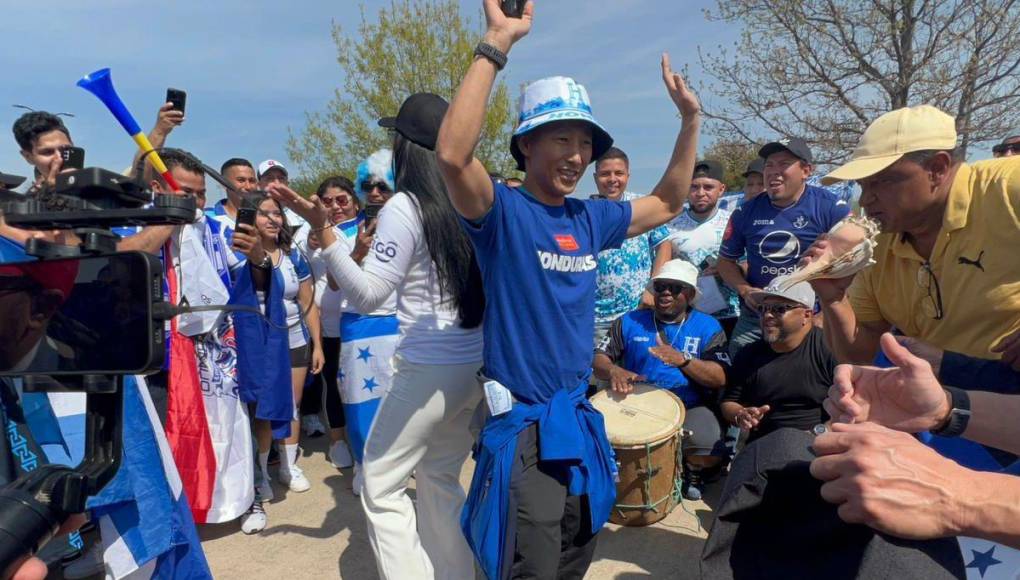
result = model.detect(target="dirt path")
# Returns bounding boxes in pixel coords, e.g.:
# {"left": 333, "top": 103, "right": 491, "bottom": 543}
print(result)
{"left": 200, "top": 435, "right": 716, "bottom": 579}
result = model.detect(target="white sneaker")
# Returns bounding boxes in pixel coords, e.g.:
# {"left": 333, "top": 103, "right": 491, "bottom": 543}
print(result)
{"left": 63, "top": 542, "right": 105, "bottom": 579}
{"left": 280, "top": 464, "right": 311, "bottom": 493}
{"left": 301, "top": 414, "right": 326, "bottom": 437}
{"left": 352, "top": 463, "right": 364, "bottom": 497}
{"left": 240, "top": 500, "right": 267, "bottom": 535}
{"left": 256, "top": 478, "right": 275, "bottom": 503}
{"left": 329, "top": 440, "right": 354, "bottom": 469}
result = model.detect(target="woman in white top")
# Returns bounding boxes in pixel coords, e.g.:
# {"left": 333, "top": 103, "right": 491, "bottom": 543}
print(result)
{"left": 270, "top": 93, "right": 484, "bottom": 580}
{"left": 251, "top": 195, "right": 324, "bottom": 498}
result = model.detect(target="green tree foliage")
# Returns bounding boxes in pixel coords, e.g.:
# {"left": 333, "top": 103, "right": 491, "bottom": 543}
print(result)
{"left": 287, "top": 0, "right": 518, "bottom": 194}
{"left": 702, "top": 139, "right": 760, "bottom": 191}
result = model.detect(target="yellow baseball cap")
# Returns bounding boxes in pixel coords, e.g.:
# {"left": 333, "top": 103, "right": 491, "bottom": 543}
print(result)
{"left": 822, "top": 105, "right": 957, "bottom": 185}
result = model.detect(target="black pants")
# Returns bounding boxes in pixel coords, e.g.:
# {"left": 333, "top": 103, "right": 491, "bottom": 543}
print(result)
{"left": 508, "top": 424, "right": 598, "bottom": 580}
{"left": 319, "top": 337, "right": 344, "bottom": 428}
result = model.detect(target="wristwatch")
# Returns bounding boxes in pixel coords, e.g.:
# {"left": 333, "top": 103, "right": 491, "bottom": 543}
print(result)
{"left": 474, "top": 42, "right": 508, "bottom": 71}
{"left": 931, "top": 386, "right": 971, "bottom": 438}
{"left": 252, "top": 252, "right": 272, "bottom": 271}
{"left": 678, "top": 351, "right": 693, "bottom": 368}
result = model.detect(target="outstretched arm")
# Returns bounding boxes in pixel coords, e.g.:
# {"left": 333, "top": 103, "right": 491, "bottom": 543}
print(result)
{"left": 436, "top": 0, "right": 533, "bottom": 220}
{"left": 627, "top": 53, "right": 701, "bottom": 237}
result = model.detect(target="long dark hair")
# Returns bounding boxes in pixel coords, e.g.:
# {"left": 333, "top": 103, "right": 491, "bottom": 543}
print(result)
{"left": 252, "top": 194, "right": 293, "bottom": 253}
{"left": 392, "top": 133, "right": 484, "bottom": 329}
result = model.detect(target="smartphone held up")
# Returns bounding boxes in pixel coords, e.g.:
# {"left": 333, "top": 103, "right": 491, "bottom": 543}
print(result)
{"left": 500, "top": 0, "right": 525, "bottom": 18}
{"left": 166, "top": 87, "right": 187, "bottom": 114}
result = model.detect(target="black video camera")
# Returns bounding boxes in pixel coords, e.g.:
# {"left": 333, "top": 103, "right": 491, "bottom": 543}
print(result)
{"left": 0, "top": 164, "right": 196, "bottom": 577}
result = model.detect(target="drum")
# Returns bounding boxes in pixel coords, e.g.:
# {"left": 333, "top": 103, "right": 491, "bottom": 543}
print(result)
{"left": 590, "top": 383, "right": 686, "bottom": 526}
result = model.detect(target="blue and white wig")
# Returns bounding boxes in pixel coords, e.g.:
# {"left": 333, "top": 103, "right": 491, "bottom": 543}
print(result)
{"left": 355, "top": 149, "right": 395, "bottom": 202}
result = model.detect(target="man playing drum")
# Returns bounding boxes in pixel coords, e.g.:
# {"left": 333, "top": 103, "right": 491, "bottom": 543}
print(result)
{"left": 593, "top": 259, "right": 730, "bottom": 501}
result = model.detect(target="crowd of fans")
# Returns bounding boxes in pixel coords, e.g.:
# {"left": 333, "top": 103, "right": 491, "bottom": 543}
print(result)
{"left": 2, "top": 1, "right": 1020, "bottom": 579}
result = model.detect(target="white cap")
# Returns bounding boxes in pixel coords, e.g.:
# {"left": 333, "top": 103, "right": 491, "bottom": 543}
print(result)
{"left": 749, "top": 274, "right": 816, "bottom": 308}
{"left": 257, "top": 159, "right": 288, "bottom": 179}
{"left": 649, "top": 259, "right": 701, "bottom": 304}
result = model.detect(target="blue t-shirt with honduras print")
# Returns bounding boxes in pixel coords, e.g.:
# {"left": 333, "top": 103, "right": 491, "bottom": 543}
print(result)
{"left": 462, "top": 181, "right": 631, "bottom": 404}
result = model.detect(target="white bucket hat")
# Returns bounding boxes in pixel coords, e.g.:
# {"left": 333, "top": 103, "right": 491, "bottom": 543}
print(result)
{"left": 648, "top": 259, "right": 701, "bottom": 305}
{"left": 509, "top": 76, "right": 613, "bottom": 171}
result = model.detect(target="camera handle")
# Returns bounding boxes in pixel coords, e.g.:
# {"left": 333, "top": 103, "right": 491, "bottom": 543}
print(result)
{"left": 0, "top": 465, "right": 87, "bottom": 577}
{"left": 0, "top": 373, "right": 124, "bottom": 578}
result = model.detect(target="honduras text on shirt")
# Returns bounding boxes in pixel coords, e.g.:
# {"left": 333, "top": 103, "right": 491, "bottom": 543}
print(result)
{"left": 461, "top": 181, "right": 631, "bottom": 404}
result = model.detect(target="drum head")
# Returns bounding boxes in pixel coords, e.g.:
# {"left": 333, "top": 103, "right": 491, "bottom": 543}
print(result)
{"left": 590, "top": 383, "right": 686, "bottom": 447}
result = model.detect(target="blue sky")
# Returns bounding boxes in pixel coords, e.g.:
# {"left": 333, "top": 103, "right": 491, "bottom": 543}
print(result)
{"left": 0, "top": 1, "right": 998, "bottom": 201}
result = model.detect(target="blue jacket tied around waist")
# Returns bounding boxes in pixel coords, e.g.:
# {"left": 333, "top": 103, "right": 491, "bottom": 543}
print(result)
{"left": 461, "top": 381, "right": 617, "bottom": 580}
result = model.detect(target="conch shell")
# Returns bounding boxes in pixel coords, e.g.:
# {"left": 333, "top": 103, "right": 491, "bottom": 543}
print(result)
{"left": 777, "top": 215, "right": 880, "bottom": 292}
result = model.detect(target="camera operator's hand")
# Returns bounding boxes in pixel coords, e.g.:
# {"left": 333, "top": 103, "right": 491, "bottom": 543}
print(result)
{"left": 482, "top": 0, "right": 534, "bottom": 54}
{"left": 231, "top": 223, "right": 264, "bottom": 265}
{"left": 153, "top": 103, "right": 185, "bottom": 138}
{"left": 4, "top": 514, "right": 86, "bottom": 580}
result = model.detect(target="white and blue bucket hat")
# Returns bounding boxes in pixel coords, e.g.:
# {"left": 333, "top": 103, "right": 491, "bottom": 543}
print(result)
{"left": 509, "top": 76, "right": 614, "bottom": 171}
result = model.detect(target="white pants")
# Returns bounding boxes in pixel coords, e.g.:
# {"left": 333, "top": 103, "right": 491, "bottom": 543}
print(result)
{"left": 360, "top": 356, "right": 483, "bottom": 580}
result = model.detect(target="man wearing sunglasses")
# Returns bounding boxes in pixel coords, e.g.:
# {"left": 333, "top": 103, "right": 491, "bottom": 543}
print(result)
{"left": 804, "top": 105, "right": 1020, "bottom": 366}
{"left": 992, "top": 135, "right": 1020, "bottom": 158}
{"left": 721, "top": 276, "right": 837, "bottom": 443}
{"left": 594, "top": 259, "right": 730, "bottom": 500}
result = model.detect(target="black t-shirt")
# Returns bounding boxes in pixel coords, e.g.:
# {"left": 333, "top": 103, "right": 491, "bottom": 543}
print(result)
{"left": 722, "top": 327, "right": 836, "bottom": 441}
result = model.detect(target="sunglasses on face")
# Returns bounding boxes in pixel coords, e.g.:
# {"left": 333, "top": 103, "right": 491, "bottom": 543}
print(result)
{"left": 321, "top": 196, "right": 352, "bottom": 207}
{"left": 757, "top": 303, "right": 804, "bottom": 317}
{"left": 993, "top": 143, "right": 1020, "bottom": 157}
{"left": 652, "top": 281, "right": 689, "bottom": 295}
{"left": 362, "top": 181, "right": 391, "bottom": 194}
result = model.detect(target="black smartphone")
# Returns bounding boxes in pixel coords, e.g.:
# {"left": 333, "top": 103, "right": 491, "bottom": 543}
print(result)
{"left": 363, "top": 203, "right": 383, "bottom": 222}
{"left": 500, "top": 0, "right": 525, "bottom": 17}
{"left": 61, "top": 146, "right": 85, "bottom": 170}
{"left": 166, "top": 87, "right": 187, "bottom": 114}
{"left": 235, "top": 207, "right": 257, "bottom": 230}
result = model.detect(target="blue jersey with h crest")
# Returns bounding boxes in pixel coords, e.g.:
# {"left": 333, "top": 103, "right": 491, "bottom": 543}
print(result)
{"left": 601, "top": 309, "right": 729, "bottom": 408}
{"left": 462, "top": 181, "right": 631, "bottom": 404}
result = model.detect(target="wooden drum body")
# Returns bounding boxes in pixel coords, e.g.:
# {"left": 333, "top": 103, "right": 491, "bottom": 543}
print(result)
{"left": 591, "top": 384, "right": 686, "bottom": 527}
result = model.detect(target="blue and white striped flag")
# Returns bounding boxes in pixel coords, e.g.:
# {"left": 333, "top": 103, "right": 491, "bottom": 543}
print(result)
{"left": 88, "top": 375, "right": 211, "bottom": 579}
{"left": 338, "top": 312, "right": 398, "bottom": 463}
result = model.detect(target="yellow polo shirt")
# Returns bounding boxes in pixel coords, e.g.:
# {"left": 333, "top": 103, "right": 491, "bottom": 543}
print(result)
{"left": 848, "top": 159, "right": 1020, "bottom": 359}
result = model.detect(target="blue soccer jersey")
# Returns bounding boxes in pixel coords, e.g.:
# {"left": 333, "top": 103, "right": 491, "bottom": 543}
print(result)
{"left": 719, "top": 185, "right": 850, "bottom": 289}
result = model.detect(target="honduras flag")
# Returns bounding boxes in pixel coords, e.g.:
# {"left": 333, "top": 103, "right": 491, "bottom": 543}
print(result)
{"left": 338, "top": 312, "right": 398, "bottom": 462}
{"left": 88, "top": 375, "right": 211, "bottom": 579}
